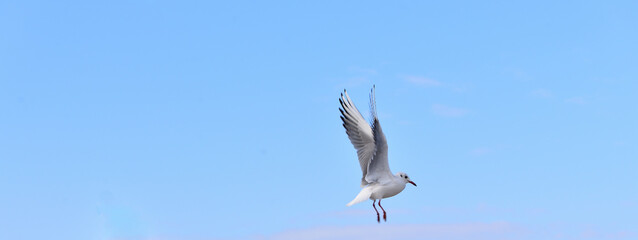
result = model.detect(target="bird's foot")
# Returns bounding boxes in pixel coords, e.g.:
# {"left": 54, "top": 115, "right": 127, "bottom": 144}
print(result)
{"left": 376, "top": 214, "right": 380, "bottom": 223}
{"left": 383, "top": 213, "right": 387, "bottom": 222}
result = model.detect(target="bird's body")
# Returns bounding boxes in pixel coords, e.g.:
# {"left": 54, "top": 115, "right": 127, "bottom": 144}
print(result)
{"left": 339, "top": 86, "right": 416, "bottom": 223}
{"left": 347, "top": 176, "right": 407, "bottom": 206}
{"left": 369, "top": 177, "right": 407, "bottom": 199}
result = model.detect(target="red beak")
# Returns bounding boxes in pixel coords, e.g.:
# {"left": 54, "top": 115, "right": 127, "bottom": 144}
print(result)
{"left": 408, "top": 180, "right": 417, "bottom": 186}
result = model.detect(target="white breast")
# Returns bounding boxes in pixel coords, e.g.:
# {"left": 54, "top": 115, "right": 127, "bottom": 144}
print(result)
{"left": 369, "top": 181, "right": 407, "bottom": 200}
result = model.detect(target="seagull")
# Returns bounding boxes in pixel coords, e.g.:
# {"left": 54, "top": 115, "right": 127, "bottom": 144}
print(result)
{"left": 339, "top": 86, "right": 417, "bottom": 223}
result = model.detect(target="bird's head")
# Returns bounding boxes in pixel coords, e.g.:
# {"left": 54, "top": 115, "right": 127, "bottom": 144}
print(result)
{"left": 397, "top": 172, "right": 417, "bottom": 186}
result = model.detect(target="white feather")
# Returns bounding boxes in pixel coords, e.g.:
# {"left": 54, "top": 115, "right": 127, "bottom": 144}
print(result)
{"left": 346, "top": 186, "right": 373, "bottom": 206}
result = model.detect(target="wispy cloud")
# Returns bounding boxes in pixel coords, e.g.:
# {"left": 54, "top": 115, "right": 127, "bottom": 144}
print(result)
{"left": 260, "top": 222, "right": 521, "bottom": 240}
{"left": 404, "top": 75, "right": 441, "bottom": 87}
{"left": 530, "top": 89, "right": 588, "bottom": 105}
{"left": 319, "top": 209, "right": 377, "bottom": 218}
{"left": 576, "top": 230, "right": 637, "bottom": 239}
{"left": 530, "top": 88, "right": 553, "bottom": 98}
{"left": 470, "top": 147, "right": 492, "bottom": 156}
{"left": 108, "top": 223, "right": 638, "bottom": 240}
{"left": 565, "top": 96, "right": 586, "bottom": 104}
{"left": 432, "top": 104, "right": 468, "bottom": 117}
{"left": 503, "top": 67, "right": 533, "bottom": 81}
{"left": 348, "top": 66, "right": 378, "bottom": 75}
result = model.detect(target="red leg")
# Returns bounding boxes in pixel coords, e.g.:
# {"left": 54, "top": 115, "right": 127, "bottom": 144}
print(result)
{"left": 372, "top": 200, "right": 380, "bottom": 223}
{"left": 378, "top": 200, "right": 386, "bottom": 222}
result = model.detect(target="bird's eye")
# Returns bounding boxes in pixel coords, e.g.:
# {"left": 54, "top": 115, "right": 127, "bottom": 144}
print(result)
{"left": 404, "top": 176, "right": 407, "bottom": 178}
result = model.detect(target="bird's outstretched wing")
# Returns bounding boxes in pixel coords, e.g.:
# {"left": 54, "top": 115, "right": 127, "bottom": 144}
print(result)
{"left": 339, "top": 86, "right": 393, "bottom": 187}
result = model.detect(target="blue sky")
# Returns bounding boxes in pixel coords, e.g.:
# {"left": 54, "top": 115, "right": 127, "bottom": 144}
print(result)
{"left": 1, "top": 1, "right": 637, "bottom": 239}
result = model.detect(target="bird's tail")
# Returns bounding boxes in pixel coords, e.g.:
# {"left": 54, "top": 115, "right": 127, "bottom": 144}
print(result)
{"left": 346, "top": 186, "right": 373, "bottom": 206}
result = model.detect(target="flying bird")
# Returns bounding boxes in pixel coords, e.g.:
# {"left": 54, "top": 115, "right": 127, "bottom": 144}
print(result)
{"left": 339, "top": 86, "right": 416, "bottom": 223}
